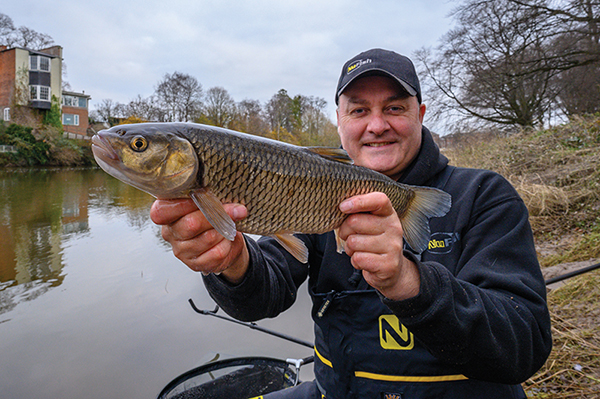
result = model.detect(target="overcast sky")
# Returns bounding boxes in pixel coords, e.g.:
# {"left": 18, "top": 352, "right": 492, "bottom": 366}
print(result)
{"left": 2, "top": 0, "right": 455, "bottom": 121}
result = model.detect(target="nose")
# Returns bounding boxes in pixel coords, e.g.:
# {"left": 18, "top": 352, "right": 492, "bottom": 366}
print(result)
{"left": 366, "top": 112, "right": 390, "bottom": 135}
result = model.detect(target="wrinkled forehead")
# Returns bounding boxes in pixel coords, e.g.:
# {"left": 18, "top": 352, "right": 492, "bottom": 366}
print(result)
{"left": 338, "top": 75, "right": 413, "bottom": 106}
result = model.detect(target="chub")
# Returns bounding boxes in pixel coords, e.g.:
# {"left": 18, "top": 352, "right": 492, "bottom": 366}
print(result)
{"left": 91, "top": 123, "right": 451, "bottom": 263}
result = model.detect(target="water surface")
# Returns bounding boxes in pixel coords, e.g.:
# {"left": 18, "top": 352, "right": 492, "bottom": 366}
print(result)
{"left": 0, "top": 168, "right": 313, "bottom": 398}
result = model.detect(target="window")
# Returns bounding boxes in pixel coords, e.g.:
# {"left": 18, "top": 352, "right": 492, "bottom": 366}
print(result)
{"left": 3, "top": 108, "right": 9, "bottom": 121}
{"left": 62, "top": 113, "right": 79, "bottom": 126}
{"left": 29, "top": 55, "right": 51, "bottom": 72}
{"left": 62, "top": 95, "right": 89, "bottom": 109}
{"left": 30, "top": 85, "right": 51, "bottom": 101}
{"left": 63, "top": 95, "right": 77, "bottom": 107}
{"left": 39, "top": 56, "right": 50, "bottom": 71}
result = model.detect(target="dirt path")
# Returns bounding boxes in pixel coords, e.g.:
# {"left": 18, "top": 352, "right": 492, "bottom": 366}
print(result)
{"left": 542, "top": 258, "right": 600, "bottom": 289}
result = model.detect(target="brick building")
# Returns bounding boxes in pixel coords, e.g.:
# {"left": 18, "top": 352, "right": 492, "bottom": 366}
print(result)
{"left": 62, "top": 90, "right": 91, "bottom": 138}
{"left": 0, "top": 44, "right": 90, "bottom": 138}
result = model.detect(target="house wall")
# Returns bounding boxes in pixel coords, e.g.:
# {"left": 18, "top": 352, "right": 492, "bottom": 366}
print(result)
{"left": 49, "top": 54, "right": 62, "bottom": 103}
{"left": 0, "top": 48, "right": 16, "bottom": 111}
{"left": 62, "top": 104, "right": 89, "bottom": 137}
{"left": 14, "top": 48, "right": 29, "bottom": 105}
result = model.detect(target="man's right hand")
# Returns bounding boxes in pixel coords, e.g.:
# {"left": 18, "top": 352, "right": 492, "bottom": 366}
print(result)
{"left": 150, "top": 199, "right": 250, "bottom": 284}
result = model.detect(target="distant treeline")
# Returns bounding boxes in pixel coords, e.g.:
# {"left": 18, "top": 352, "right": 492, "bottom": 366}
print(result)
{"left": 92, "top": 74, "right": 340, "bottom": 147}
{"left": 4, "top": 1, "right": 599, "bottom": 140}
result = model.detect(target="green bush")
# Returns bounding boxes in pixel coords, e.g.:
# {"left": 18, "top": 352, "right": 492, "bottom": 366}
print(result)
{"left": 5, "top": 123, "right": 50, "bottom": 165}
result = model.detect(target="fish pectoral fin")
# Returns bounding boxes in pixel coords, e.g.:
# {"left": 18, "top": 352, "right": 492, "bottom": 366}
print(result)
{"left": 189, "top": 189, "right": 237, "bottom": 241}
{"left": 334, "top": 228, "right": 346, "bottom": 254}
{"left": 273, "top": 233, "right": 309, "bottom": 264}
{"left": 305, "top": 147, "right": 354, "bottom": 164}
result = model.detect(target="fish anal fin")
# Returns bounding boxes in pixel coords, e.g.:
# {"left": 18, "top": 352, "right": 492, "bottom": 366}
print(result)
{"left": 306, "top": 147, "right": 353, "bottom": 164}
{"left": 334, "top": 228, "right": 346, "bottom": 254}
{"left": 400, "top": 187, "right": 452, "bottom": 253}
{"left": 189, "top": 188, "right": 237, "bottom": 241}
{"left": 273, "top": 233, "right": 309, "bottom": 264}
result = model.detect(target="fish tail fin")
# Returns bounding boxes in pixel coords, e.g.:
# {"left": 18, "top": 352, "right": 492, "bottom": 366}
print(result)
{"left": 398, "top": 186, "right": 452, "bottom": 253}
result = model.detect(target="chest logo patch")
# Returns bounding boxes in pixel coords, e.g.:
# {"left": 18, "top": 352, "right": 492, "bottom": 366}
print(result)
{"left": 379, "top": 315, "right": 414, "bottom": 350}
{"left": 427, "top": 232, "right": 460, "bottom": 254}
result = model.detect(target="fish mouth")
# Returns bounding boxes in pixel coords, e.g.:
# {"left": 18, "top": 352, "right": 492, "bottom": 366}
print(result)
{"left": 91, "top": 133, "right": 120, "bottom": 163}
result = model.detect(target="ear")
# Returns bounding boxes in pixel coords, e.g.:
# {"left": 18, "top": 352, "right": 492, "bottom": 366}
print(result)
{"left": 418, "top": 103, "right": 426, "bottom": 123}
{"left": 336, "top": 108, "right": 343, "bottom": 138}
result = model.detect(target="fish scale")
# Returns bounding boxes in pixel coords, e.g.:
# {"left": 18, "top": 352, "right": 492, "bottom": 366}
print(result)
{"left": 91, "top": 122, "right": 452, "bottom": 260}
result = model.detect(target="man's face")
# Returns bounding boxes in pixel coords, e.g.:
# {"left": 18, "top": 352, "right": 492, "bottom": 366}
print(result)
{"left": 337, "top": 75, "right": 426, "bottom": 181}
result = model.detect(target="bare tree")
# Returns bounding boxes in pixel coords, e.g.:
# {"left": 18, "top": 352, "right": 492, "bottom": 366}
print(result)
{"left": 298, "top": 95, "right": 330, "bottom": 144}
{"left": 154, "top": 72, "right": 203, "bottom": 122}
{"left": 418, "top": 0, "right": 600, "bottom": 129}
{"left": 232, "top": 99, "right": 268, "bottom": 136}
{"left": 123, "top": 95, "right": 162, "bottom": 122}
{"left": 0, "top": 13, "right": 15, "bottom": 39}
{"left": 92, "top": 99, "right": 124, "bottom": 125}
{"left": 0, "top": 13, "right": 54, "bottom": 50}
{"left": 503, "top": 0, "right": 600, "bottom": 115}
{"left": 202, "top": 86, "right": 236, "bottom": 127}
{"left": 417, "top": 0, "right": 562, "bottom": 129}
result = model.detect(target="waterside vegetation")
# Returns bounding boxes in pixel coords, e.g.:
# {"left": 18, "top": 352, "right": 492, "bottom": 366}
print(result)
{"left": 443, "top": 114, "right": 600, "bottom": 398}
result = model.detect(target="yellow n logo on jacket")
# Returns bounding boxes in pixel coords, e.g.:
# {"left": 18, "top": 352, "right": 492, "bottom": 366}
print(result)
{"left": 379, "top": 315, "right": 414, "bottom": 350}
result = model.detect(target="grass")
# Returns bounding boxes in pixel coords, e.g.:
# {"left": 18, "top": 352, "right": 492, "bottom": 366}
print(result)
{"left": 443, "top": 114, "right": 600, "bottom": 266}
{"left": 524, "top": 273, "right": 600, "bottom": 398}
{"left": 444, "top": 114, "right": 600, "bottom": 398}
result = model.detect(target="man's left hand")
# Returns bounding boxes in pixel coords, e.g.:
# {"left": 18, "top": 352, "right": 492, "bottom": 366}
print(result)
{"left": 338, "top": 192, "right": 420, "bottom": 301}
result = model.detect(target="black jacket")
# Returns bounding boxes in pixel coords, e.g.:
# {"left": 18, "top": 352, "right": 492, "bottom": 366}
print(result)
{"left": 203, "top": 127, "right": 552, "bottom": 398}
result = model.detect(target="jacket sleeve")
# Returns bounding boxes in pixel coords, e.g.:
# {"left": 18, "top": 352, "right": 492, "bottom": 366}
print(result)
{"left": 382, "top": 172, "right": 552, "bottom": 384}
{"left": 202, "top": 235, "right": 309, "bottom": 322}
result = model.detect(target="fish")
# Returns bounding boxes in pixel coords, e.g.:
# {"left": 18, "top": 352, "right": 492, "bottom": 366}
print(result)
{"left": 91, "top": 122, "right": 451, "bottom": 263}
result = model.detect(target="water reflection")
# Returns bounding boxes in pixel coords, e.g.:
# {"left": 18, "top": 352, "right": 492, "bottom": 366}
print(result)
{"left": 0, "top": 167, "right": 314, "bottom": 399}
{"left": 0, "top": 168, "right": 155, "bottom": 314}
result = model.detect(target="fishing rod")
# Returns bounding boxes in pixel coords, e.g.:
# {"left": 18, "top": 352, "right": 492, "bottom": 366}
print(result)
{"left": 544, "top": 261, "right": 600, "bottom": 286}
{"left": 188, "top": 298, "right": 314, "bottom": 349}
{"left": 189, "top": 261, "right": 600, "bottom": 349}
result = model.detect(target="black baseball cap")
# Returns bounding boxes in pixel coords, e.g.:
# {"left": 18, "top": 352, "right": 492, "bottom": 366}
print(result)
{"left": 335, "top": 48, "right": 421, "bottom": 104}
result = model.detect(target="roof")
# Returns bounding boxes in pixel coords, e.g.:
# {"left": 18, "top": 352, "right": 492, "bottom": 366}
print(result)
{"left": 62, "top": 90, "right": 91, "bottom": 99}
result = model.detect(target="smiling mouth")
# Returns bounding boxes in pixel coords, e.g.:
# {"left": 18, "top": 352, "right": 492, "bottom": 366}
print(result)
{"left": 365, "top": 142, "right": 394, "bottom": 147}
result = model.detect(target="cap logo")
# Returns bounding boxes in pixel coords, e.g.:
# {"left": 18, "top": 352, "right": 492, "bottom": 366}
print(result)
{"left": 347, "top": 58, "right": 372, "bottom": 74}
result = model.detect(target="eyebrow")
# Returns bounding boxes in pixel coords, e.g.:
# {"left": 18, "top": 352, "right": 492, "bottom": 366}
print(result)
{"left": 347, "top": 93, "right": 410, "bottom": 105}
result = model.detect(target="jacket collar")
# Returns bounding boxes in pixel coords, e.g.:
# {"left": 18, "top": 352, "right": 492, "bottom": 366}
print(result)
{"left": 398, "top": 126, "right": 448, "bottom": 185}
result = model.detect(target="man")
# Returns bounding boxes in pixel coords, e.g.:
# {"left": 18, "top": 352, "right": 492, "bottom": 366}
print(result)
{"left": 151, "top": 49, "right": 552, "bottom": 398}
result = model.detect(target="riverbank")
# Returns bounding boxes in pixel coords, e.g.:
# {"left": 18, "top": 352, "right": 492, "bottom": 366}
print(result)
{"left": 0, "top": 122, "right": 96, "bottom": 167}
{"left": 442, "top": 114, "right": 600, "bottom": 397}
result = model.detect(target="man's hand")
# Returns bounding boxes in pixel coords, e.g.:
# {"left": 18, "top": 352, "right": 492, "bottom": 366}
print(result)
{"left": 338, "top": 192, "right": 420, "bottom": 301}
{"left": 150, "top": 199, "right": 250, "bottom": 284}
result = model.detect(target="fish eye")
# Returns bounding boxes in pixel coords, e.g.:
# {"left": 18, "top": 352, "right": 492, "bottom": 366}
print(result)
{"left": 130, "top": 136, "right": 148, "bottom": 152}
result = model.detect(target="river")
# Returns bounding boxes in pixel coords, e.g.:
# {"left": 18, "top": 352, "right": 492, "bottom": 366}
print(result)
{"left": 0, "top": 167, "right": 314, "bottom": 398}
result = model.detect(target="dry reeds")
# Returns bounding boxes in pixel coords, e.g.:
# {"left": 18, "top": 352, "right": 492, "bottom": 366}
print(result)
{"left": 524, "top": 273, "right": 600, "bottom": 398}
{"left": 446, "top": 116, "right": 600, "bottom": 397}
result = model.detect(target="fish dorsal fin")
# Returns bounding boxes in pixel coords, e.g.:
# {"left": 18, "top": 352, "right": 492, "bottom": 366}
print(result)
{"left": 306, "top": 147, "right": 354, "bottom": 164}
{"left": 273, "top": 233, "right": 309, "bottom": 264}
{"left": 190, "top": 188, "right": 237, "bottom": 241}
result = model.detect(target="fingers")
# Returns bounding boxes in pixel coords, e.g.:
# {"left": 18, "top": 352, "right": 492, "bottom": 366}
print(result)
{"left": 338, "top": 192, "right": 401, "bottom": 247}
{"left": 339, "top": 192, "right": 395, "bottom": 217}
{"left": 337, "top": 192, "right": 420, "bottom": 299}
{"left": 150, "top": 198, "right": 199, "bottom": 225}
{"left": 150, "top": 198, "right": 249, "bottom": 278}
